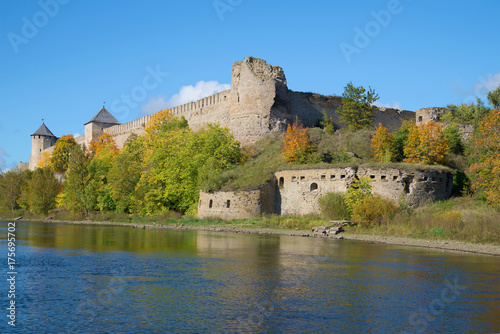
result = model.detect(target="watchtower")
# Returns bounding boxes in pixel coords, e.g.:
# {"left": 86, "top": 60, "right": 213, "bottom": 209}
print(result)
{"left": 84, "top": 106, "right": 121, "bottom": 148}
{"left": 28, "top": 122, "right": 57, "bottom": 170}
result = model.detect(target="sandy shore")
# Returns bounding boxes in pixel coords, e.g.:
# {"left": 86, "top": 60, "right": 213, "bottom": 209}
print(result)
{"left": 8, "top": 218, "right": 500, "bottom": 256}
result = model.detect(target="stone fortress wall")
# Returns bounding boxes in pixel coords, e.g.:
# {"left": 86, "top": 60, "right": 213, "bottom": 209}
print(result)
{"left": 197, "top": 166, "right": 453, "bottom": 219}
{"left": 26, "top": 56, "right": 419, "bottom": 170}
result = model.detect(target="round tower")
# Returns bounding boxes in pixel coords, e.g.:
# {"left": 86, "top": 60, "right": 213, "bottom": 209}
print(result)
{"left": 29, "top": 122, "right": 57, "bottom": 170}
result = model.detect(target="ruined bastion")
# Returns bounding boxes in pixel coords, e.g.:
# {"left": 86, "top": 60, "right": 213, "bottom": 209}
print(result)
{"left": 24, "top": 56, "right": 416, "bottom": 170}
{"left": 198, "top": 166, "right": 453, "bottom": 219}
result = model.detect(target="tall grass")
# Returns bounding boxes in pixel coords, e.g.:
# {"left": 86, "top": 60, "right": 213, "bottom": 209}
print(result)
{"left": 346, "top": 197, "right": 500, "bottom": 244}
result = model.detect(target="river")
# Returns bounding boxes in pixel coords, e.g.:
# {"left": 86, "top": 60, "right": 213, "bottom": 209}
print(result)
{"left": 1, "top": 221, "right": 499, "bottom": 333}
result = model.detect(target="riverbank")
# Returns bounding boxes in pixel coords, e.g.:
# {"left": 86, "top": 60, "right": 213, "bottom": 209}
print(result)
{"left": 8, "top": 217, "right": 500, "bottom": 256}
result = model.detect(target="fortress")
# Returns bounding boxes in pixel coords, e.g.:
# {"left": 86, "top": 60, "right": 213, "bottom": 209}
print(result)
{"left": 20, "top": 56, "right": 453, "bottom": 219}
{"left": 23, "top": 56, "right": 418, "bottom": 171}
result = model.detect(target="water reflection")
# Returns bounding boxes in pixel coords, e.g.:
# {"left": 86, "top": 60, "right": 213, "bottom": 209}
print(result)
{"left": 0, "top": 221, "right": 499, "bottom": 333}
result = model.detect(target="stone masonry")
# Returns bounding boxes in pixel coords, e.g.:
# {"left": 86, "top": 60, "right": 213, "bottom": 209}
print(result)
{"left": 198, "top": 166, "right": 453, "bottom": 219}
{"left": 25, "top": 56, "right": 417, "bottom": 170}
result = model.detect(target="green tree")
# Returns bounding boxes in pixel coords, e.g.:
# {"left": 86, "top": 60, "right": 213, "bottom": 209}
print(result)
{"left": 135, "top": 116, "right": 242, "bottom": 216}
{"left": 392, "top": 120, "right": 413, "bottom": 162}
{"left": 25, "top": 168, "right": 60, "bottom": 214}
{"left": 344, "top": 177, "right": 373, "bottom": 214}
{"left": 320, "top": 110, "right": 335, "bottom": 134}
{"left": 336, "top": 82, "right": 379, "bottom": 130}
{"left": 61, "top": 145, "right": 95, "bottom": 215}
{"left": 0, "top": 168, "right": 30, "bottom": 212}
{"left": 443, "top": 98, "right": 491, "bottom": 126}
{"left": 487, "top": 84, "right": 500, "bottom": 109}
{"left": 108, "top": 134, "right": 143, "bottom": 213}
{"left": 442, "top": 124, "right": 464, "bottom": 155}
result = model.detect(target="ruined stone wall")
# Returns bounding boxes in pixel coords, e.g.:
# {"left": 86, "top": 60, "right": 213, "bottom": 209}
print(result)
{"left": 415, "top": 107, "right": 474, "bottom": 140}
{"left": 289, "top": 91, "right": 415, "bottom": 132}
{"left": 197, "top": 189, "right": 264, "bottom": 220}
{"left": 275, "top": 166, "right": 453, "bottom": 216}
{"left": 228, "top": 57, "right": 292, "bottom": 145}
{"left": 415, "top": 107, "right": 447, "bottom": 125}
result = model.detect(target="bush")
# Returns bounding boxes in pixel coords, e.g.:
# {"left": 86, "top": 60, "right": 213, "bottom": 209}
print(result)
{"left": 344, "top": 177, "right": 373, "bottom": 213}
{"left": 351, "top": 195, "right": 398, "bottom": 226}
{"left": 318, "top": 192, "right": 350, "bottom": 220}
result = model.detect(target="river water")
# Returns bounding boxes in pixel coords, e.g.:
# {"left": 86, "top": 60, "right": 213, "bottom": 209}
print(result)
{"left": 1, "top": 221, "right": 499, "bottom": 333}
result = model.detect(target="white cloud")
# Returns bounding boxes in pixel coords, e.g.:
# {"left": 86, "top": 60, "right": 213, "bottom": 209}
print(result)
{"left": 141, "top": 96, "right": 169, "bottom": 116}
{"left": 141, "top": 80, "right": 231, "bottom": 115}
{"left": 450, "top": 72, "right": 500, "bottom": 104}
{"left": 374, "top": 101, "right": 402, "bottom": 110}
{"left": 473, "top": 72, "right": 500, "bottom": 98}
{"left": 73, "top": 132, "right": 82, "bottom": 138}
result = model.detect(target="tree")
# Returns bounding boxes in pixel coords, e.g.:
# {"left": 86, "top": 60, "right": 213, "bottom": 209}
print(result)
{"left": 443, "top": 98, "right": 491, "bottom": 126}
{"left": 487, "top": 84, "right": 500, "bottom": 109}
{"left": 392, "top": 120, "right": 413, "bottom": 162}
{"left": 344, "top": 177, "right": 372, "bottom": 214}
{"left": 403, "top": 121, "right": 450, "bottom": 165}
{"left": 25, "top": 168, "right": 60, "bottom": 214}
{"left": 320, "top": 109, "right": 335, "bottom": 134}
{"left": 281, "top": 123, "right": 317, "bottom": 164}
{"left": 38, "top": 151, "right": 52, "bottom": 169}
{"left": 135, "top": 113, "right": 242, "bottom": 215}
{"left": 145, "top": 109, "right": 188, "bottom": 135}
{"left": 442, "top": 124, "right": 464, "bottom": 155}
{"left": 50, "top": 134, "right": 78, "bottom": 172}
{"left": 61, "top": 145, "right": 95, "bottom": 215}
{"left": 88, "top": 133, "right": 119, "bottom": 158}
{"left": 371, "top": 123, "right": 395, "bottom": 163}
{"left": 108, "top": 134, "right": 143, "bottom": 213}
{"left": 336, "top": 82, "right": 379, "bottom": 130}
{"left": 0, "top": 168, "right": 30, "bottom": 212}
{"left": 467, "top": 109, "right": 500, "bottom": 207}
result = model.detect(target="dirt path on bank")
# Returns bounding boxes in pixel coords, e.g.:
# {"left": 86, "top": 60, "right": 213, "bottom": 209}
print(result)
{"left": 9, "top": 218, "right": 500, "bottom": 256}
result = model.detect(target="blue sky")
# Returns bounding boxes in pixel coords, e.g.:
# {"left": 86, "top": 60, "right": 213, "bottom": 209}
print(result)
{"left": 0, "top": 0, "right": 499, "bottom": 170}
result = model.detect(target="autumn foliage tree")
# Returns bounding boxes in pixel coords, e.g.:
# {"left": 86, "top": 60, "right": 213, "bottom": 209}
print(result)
{"left": 88, "top": 133, "right": 119, "bottom": 158}
{"left": 282, "top": 123, "right": 317, "bottom": 164}
{"left": 467, "top": 109, "right": 500, "bottom": 207}
{"left": 38, "top": 151, "right": 52, "bottom": 168}
{"left": 403, "top": 121, "right": 450, "bottom": 165}
{"left": 50, "top": 134, "right": 78, "bottom": 172}
{"left": 371, "top": 123, "right": 395, "bottom": 163}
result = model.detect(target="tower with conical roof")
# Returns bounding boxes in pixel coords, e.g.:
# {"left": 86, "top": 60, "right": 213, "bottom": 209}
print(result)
{"left": 84, "top": 106, "right": 121, "bottom": 148}
{"left": 28, "top": 122, "right": 58, "bottom": 170}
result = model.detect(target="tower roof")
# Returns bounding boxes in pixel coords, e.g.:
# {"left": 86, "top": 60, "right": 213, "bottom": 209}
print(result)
{"left": 85, "top": 107, "right": 121, "bottom": 125}
{"left": 31, "top": 122, "right": 56, "bottom": 137}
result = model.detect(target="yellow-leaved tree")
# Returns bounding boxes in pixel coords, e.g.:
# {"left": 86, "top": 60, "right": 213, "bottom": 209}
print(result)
{"left": 467, "top": 109, "right": 500, "bottom": 207}
{"left": 403, "top": 121, "right": 450, "bottom": 165}
{"left": 37, "top": 151, "right": 52, "bottom": 168}
{"left": 371, "top": 123, "right": 395, "bottom": 163}
{"left": 50, "top": 134, "right": 77, "bottom": 172}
